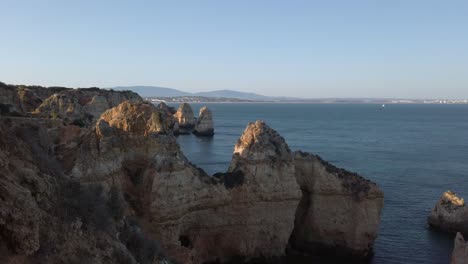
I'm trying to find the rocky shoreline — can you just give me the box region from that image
[0,83,383,264]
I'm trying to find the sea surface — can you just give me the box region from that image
[170,103,468,264]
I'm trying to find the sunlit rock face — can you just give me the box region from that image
[452,233,468,264]
[289,151,384,259]
[34,88,142,125]
[193,106,214,136]
[173,103,196,132]
[428,191,468,236]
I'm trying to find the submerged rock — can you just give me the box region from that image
[193,106,214,136]
[428,191,468,236]
[452,232,468,264]
[173,103,196,131]
[289,151,384,259]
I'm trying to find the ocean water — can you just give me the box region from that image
[171,103,468,264]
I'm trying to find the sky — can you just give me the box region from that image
[1,0,467,99]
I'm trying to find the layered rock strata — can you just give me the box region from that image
[428,191,468,236]
[173,103,196,133]
[452,233,468,264]
[193,106,214,136]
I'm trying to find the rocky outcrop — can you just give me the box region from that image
[158,102,179,135]
[428,191,468,236]
[35,88,142,126]
[193,106,214,136]
[289,151,384,259]
[0,82,66,115]
[72,114,302,263]
[452,232,468,264]
[173,103,196,132]
[0,90,384,264]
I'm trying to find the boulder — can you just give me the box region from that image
[452,232,468,264]
[193,106,214,136]
[173,103,196,131]
[428,191,468,236]
[289,151,384,259]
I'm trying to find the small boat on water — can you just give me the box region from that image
[382,104,385,108]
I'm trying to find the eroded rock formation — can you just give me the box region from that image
[0,84,384,264]
[428,191,468,236]
[173,103,196,132]
[193,106,214,136]
[452,232,468,264]
[290,151,384,258]
[35,88,142,125]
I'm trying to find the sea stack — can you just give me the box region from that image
[428,191,468,236]
[289,151,384,259]
[451,233,468,264]
[173,103,196,133]
[193,106,214,136]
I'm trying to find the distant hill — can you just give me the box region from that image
[111,86,191,97]
[193,90,272,100]
[110,86,287,101]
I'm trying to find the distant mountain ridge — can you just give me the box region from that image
[111,86,295,101]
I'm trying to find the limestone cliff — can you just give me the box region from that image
[452,233,468,264]
[0,116,166,264]
[0,95,384,264]
[35,88,142,125]
[173,103,196,132]
[290,151,384,259]
[193,106,214,136]
[72,113,302,263]
[428,191,468,236]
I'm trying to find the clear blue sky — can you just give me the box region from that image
[1,0,467,98]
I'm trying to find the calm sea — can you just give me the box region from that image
[171,103,468,264]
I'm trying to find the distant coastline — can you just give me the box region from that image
[146,96,468,104]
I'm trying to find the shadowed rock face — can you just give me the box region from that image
[173,103,196,130]
[290,151,384,259]
[452,233,468,264]
[193,106,214,136]
[0,82,66,114]
[428,191,468,236]
[158,102,179,134]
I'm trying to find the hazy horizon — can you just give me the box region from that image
[1,1,467,99]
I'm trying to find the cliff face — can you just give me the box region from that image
[428,191,468,236]
[452,233,468,264]
[72,116,303,263]
[0,117,161,264]
[290,151,384,258]
[193,106,214,136]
